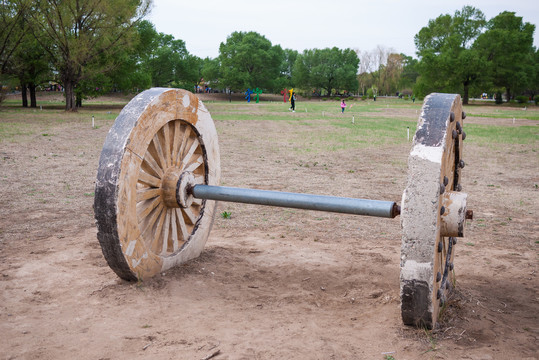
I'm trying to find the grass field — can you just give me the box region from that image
[2,96,537,148]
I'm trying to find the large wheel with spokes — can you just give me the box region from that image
[94,88,221,281]
[400,93,468,328]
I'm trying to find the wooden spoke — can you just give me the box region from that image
[136,188,161,202]
[175,208,189,245]
[184,154,204,173]
[141,151,163,179]
[182,207,197,225]
[176,125,192,166]
[152,132,167,170]
[180,138,199,170]
[138,170,161,188]
[162,122,172,168]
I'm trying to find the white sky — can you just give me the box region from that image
[147,0,539,59]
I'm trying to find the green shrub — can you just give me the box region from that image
[366,88,374,99]
[347,96,354,101]
[361,95,367,100]
[515,95,529,104]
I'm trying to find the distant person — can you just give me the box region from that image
[289,92,296,112]
[341,99,346,113]
[412,95,415,103]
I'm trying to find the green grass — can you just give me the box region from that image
[2,96,537,152]
[464,124,538,145]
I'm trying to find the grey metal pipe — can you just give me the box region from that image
[191,185,400,218]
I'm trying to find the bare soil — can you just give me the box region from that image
[0,94,537,359]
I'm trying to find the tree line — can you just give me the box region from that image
[1,2,537,111]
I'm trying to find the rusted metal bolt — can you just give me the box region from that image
[466,209,473,220]
[455,184,462,192]
[452,238,457,245]
[462,131,466,140]
[459,160,465,168]
[450,263,454,271]
[452,129,458,139]
[437,289,442,299]
[440,183,446,195]
[438,241,443,253]
[440,206,445,215]
[436,272,442,282]
[443,176,449,186]
[450,112,455,122]
[462,111,467,119]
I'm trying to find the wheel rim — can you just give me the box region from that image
[400,93,466,328]
[95,88,220,281]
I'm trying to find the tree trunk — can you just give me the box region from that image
[29,83,37,108]
[505,88,511,103]
[462,83,469,105]
[64,80,76,111]
[76,93,82,108]
[21,84,28,107]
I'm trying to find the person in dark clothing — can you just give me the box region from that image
[289,92,296,112]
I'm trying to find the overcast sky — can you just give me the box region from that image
[147,0,538,59]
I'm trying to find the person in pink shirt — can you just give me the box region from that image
[341,99,346,113]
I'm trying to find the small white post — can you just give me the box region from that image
[322,111,325,117]
[352,116,355,124]
[40,105,42,111]
[305,107,307,113]
[92,115,95,128]
[407,126,410,141]
[513,117,515,124]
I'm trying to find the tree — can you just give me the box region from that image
[474,11,536,101]
[25,0,150,111]
[414,6,486,104]
[219,31,283,92]
[1,3,50,107]
[398,55,419,91]
[0,0,26,74]
[293,47,359,96]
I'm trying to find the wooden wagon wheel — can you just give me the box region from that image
[400,93,468,329]
[94,88,221,281]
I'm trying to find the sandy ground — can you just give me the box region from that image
[0,94,538,359]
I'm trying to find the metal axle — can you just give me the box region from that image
[191,185,400,218]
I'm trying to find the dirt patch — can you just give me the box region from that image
[0,97,537,359]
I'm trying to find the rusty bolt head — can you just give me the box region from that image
[440,206,445,215]
[466,209,473,220]
[438,241,443,253]
[450,112,455,122]
[450,263,454,271]
[462,131,467,140]
[443,176,449,186]
[437,289,442,299]
[436,272,442,282]
[452,129,458,139]
[459,160,465,168]
[462,111,467,119]
[440,183,446,195]
[452,238,457,245]
[455,184,462,192]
